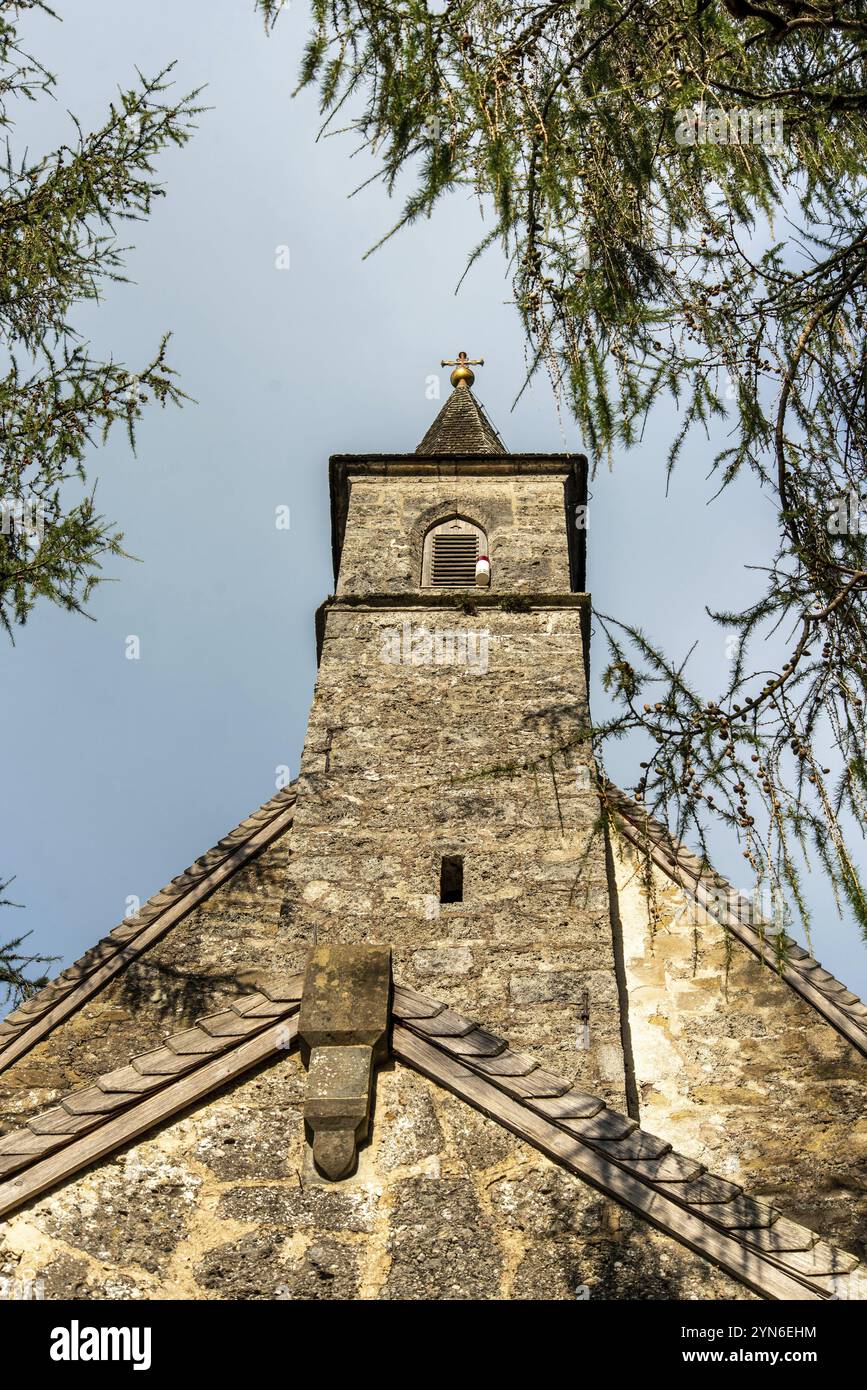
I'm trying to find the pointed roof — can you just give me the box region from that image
[416,382,507,455]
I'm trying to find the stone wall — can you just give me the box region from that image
[336,472,575,595]
[0,1055,754,1301]
[612,828,867,1259]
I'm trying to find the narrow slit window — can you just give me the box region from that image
[440,855,464,904]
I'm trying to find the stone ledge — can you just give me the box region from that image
[315,593,591,662]
[322,592,589,609]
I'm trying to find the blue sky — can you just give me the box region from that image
[2,0,864,1000]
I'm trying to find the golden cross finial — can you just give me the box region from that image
[441,350,484,388]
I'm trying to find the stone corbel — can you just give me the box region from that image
[298,944,391,1181]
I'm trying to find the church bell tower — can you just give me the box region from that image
[284,356,628,1104]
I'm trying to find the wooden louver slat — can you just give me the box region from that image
[431,532,479,587]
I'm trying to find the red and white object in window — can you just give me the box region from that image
[475,554,491,587]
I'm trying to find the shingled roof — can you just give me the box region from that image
[0,974,862,1299]
[415,382,507,455]
[0,977,302,1218]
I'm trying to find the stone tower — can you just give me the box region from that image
[284,360,627,1105]
[0,360,865,1302]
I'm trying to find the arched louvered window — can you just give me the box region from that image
[421,517,488,588]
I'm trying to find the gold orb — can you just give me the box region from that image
[450,364,475,388]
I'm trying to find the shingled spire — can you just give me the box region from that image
[416,350,507,454]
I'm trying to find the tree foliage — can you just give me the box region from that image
[261,0,867,941]
[0,874,57,1004]
[0,0,202,635]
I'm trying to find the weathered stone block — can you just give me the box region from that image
[305,1044,374,1180]
[412,947,474,976]
[299,944,391,1060]
[299,944,392,1180]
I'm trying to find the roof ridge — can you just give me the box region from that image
[392,985,865,1301]
[0,974,303,1216]
[602,781,867,1058]
[0,783,298,1073]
